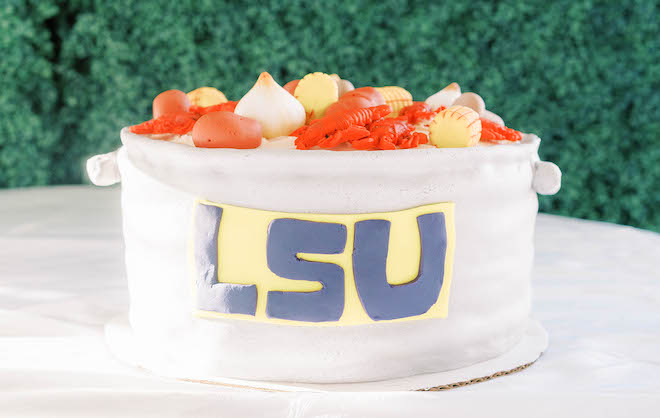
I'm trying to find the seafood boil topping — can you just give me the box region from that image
[130,112,198,135]
[187,87,228,107]
[425,82,461,110]
[429,106,482,148]
[190,101,238,115]
[234,72,306,139]
[325,87,386,116]
[192,111,262,149]
[129,73,524,150]
[130,103,237,135]
[399,102,444,125]
[375,86,413,116]
[152,89,191,118]
[293,105,392,150]
[453,92,486,115]
[480,118,523,142]
[291,104,430,150]
[294,72,339,120]
[283,80,300,96]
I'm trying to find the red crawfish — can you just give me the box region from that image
[189,101,238,115]
[365,118,414,150]
[480,118,522,142]
[353,119,429,150]
[399,102,444,125]
[318,125,371,148]
[293,105,392,149]
[129,112,199,135]
[130,101,241,136]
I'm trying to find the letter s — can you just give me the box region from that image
[266,219,347,322]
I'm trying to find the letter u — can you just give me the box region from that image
[352,213,447,320]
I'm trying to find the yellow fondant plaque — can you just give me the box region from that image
[191,201,455,326]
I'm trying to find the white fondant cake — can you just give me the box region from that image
[88,74,561,386]
[88,127,559,384]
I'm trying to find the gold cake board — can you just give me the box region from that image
[105,317,547,392]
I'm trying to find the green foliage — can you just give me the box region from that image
[0,0,59,186]
[2,0,659,230]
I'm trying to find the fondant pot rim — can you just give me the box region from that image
[120,127,541,169]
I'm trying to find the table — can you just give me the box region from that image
[1,186,659,417]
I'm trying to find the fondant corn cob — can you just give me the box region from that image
[375,86,413,116]
[429,105,482,148]
[294,72,339,119]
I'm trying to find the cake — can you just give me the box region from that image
[87,71,561,387]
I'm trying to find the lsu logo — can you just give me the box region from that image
[192,200,455,326]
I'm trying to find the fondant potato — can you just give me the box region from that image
[342,87,386,106]
[337,79,355,97]
[328,74,355,97]
[192,111,262,149]
[283,80,299,96]
[153,89,191,118]
[325,95,374,116]
[429,105,482,148]
[187,87,228,107]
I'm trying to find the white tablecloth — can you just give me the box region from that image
[1,186,659,417]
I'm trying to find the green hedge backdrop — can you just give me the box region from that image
[2,0,659,230]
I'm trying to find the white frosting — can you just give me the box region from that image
[105,316,548,390]
[98,128,560,383]
[259,136,437,151]
[259,136,297,149]
[170,134,194,146]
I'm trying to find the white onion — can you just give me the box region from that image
[235,72,306,139]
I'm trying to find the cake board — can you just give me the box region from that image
[105,316,547,392]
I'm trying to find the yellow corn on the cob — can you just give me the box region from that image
[429,105,482,148]
[375,86,413,116]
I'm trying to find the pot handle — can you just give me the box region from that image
[86,149,121,186]
[533,160,561,195]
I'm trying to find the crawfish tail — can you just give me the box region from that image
[412,132,428,145]
[333,105,392,128]
[480,118,522,142]
[338,125,370,141]
[298,105,392,148]
[350,137,377,150]
[371,104,393,120]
